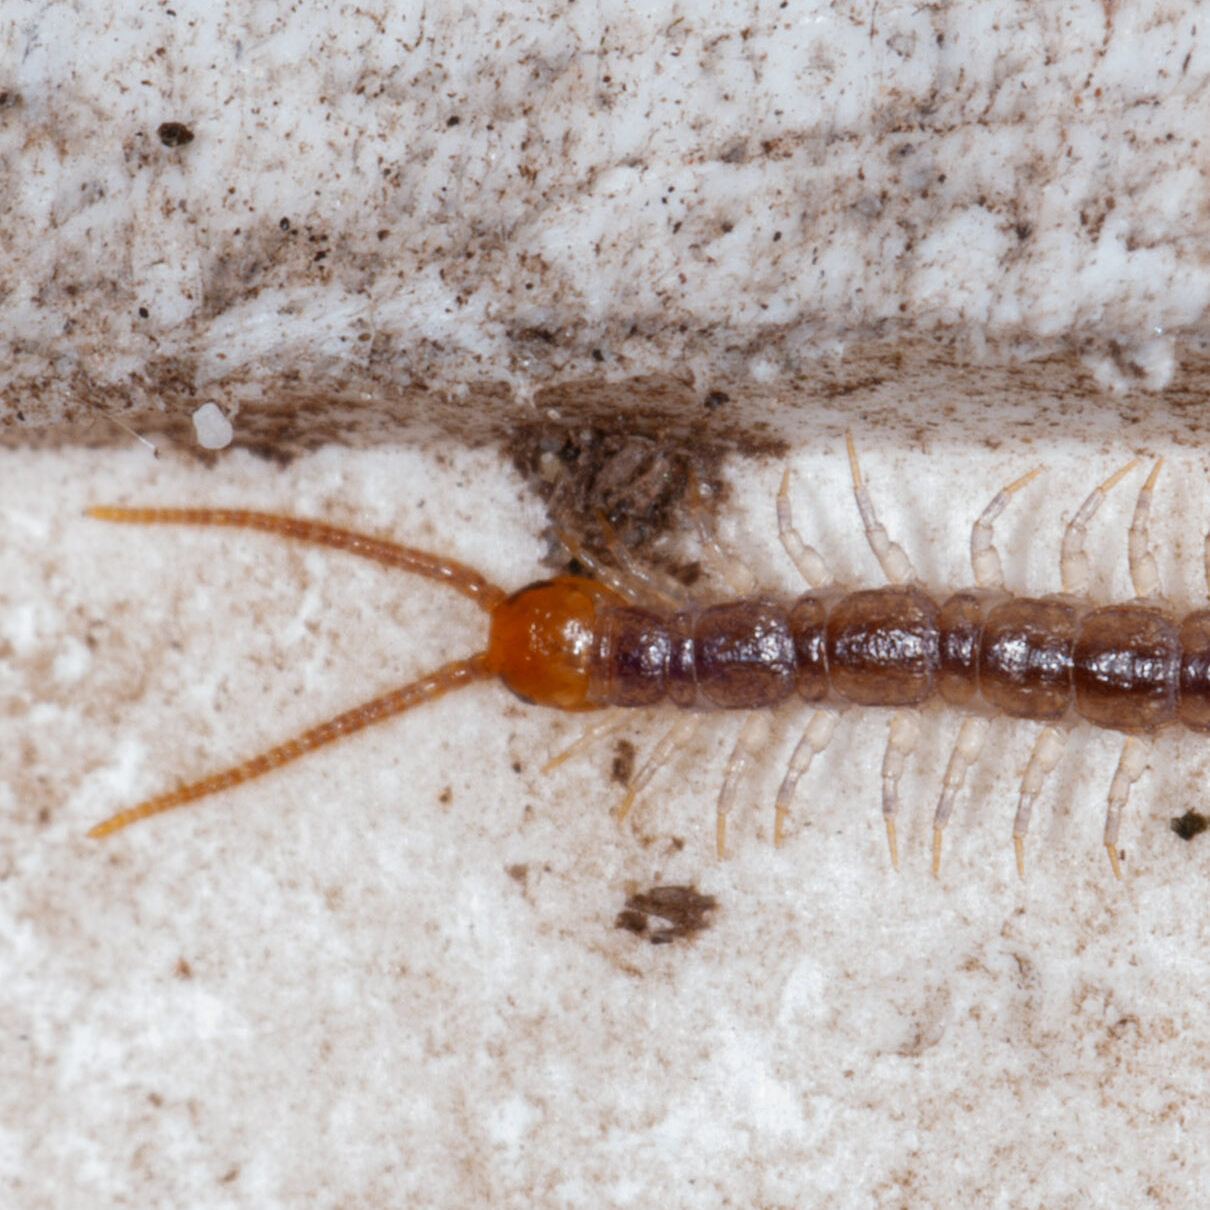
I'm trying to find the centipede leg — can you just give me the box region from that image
[686,469,757,596]
[969,466,1044,589]
[1012,724,1068,879]
[881,710,921,870]
[552,526,680,607]
[1127,459,1164,599]
[1103,735,1152,879]
[541,710,632,773]
[616,714,702,828]
[716,712,772,857]
[776,468,835,589]
[772,710,837,847]
[931,716,991,878]
[846,433,915,585]
[1060,458,1139,594]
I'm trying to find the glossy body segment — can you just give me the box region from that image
[824,587,939,707]
[935,591,987,707]
[979,598,1079,721]
[689,600,797,708]
[581,586,1201,734]
[1072,606,1180,732]
[1178,611,1210,733]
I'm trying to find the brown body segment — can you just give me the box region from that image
[935,592,986,707]
[592,598,801,710]
[978,598,1079,721]
[824,586,940,707]
[788,595,829,703]
[1179,611,1210,733]
[688,599,797,708]
[1073,606,1180,732]
[585,587,1208,736]
[591,604,674,707]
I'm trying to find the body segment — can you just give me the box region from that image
[567,585,1197,735]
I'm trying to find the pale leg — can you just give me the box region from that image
[772,710,838,846]
[845,433,915,585]
[553,526,680,607]
[1060,459,1139,594]
[776,467,835,589]
[686,468,758,595]
[970,466,1043,589]
[931,716,991,878]
[881,710,922,870]
[1127,459,1164,599]
[616,714,702,826]
[1103,735,1152,879]
[696,521,758,596]
[715,712,772,857]
[1011,724,1068,878]
[542,710,633,773]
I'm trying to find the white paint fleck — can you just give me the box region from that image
[192,402,233,450]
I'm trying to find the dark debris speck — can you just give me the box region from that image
[157,121,195,148]
[1171,810,1210,842]
[615,885,718,945]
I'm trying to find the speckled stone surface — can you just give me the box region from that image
[3,1,1210,445]
[6,3,1210,1208]
[7,438,1210,1208]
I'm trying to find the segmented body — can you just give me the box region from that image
[560,583,1207,732]
[84,441,1183,880]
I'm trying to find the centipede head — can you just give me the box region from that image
[486,575,623,711]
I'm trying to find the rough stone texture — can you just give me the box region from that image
[3,1,1210,452]
[6,2,1210,1208]
[7,439,1210,1209]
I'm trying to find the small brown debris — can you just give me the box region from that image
[157,121,195,147]
[1171,810,1209,842]
[610,739,636,786]
[614,884,717,945]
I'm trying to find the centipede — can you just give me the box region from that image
[84,438,1204,880]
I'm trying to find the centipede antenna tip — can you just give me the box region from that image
[931,828,944,880]
[716,812,727,860]
[1013,834,1026,881]
[1143,457,1164,490]
[87,656,493,838]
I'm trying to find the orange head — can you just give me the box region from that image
[486,576,623,710]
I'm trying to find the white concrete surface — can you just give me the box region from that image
[5,0,1210,1206]
[4,437,1210,1207]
